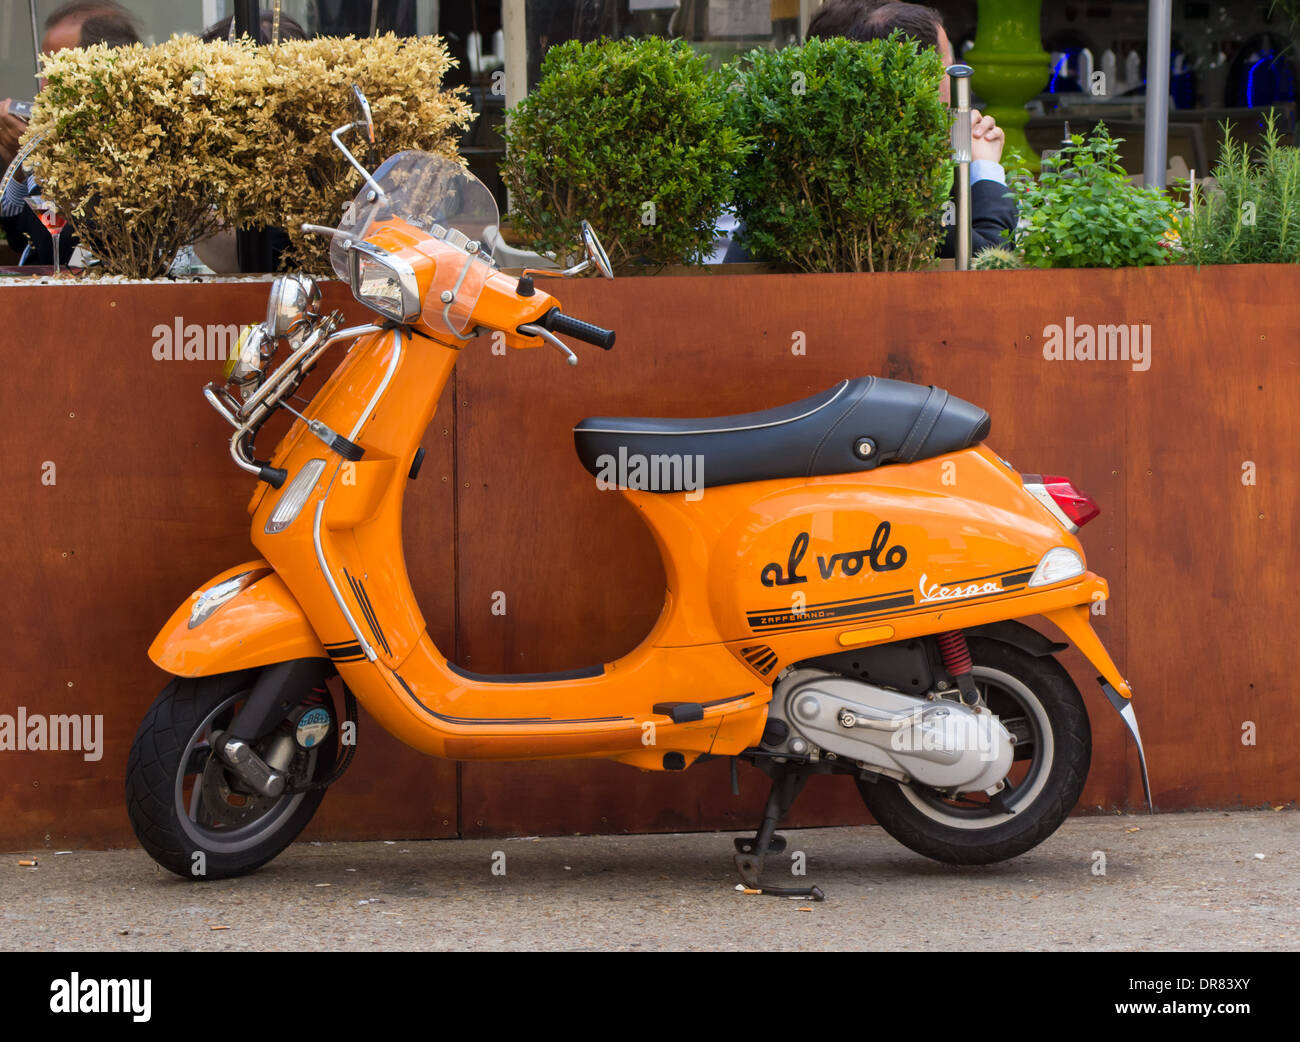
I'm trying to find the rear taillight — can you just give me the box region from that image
[1022,475,1100,532]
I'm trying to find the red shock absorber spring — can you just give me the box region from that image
[935,630,973,677]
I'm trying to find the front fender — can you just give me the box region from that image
[149,560,326,677]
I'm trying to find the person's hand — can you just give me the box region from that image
[0,99,28,168]
[970,108,1005,164]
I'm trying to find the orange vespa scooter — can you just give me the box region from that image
[127,91,1150,892]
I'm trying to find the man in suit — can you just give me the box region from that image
[722,0,1016,262]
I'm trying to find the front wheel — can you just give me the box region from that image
[126,669,338,880]
[857,637,1091,865]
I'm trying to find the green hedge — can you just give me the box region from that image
[727,33,950,272]
[502,36,747,269]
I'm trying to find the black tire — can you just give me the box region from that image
[857,637,1090,865]
[126,669,337,881]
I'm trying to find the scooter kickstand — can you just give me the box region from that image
[732,768,826,901]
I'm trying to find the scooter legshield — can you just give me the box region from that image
[149,560,326,677]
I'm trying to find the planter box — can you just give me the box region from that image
[0,265,1293,847]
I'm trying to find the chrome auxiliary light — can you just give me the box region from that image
[266,273,322,337]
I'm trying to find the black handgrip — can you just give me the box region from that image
[540,307,616,350]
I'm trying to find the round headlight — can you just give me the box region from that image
[266,273,321,337]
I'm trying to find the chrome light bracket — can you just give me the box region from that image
[201,316,385,480]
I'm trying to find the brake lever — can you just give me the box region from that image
[517,323,578,366]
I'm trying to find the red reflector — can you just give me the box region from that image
[1041,475,1100,527]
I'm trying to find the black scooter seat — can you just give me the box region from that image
[572,377,990,492]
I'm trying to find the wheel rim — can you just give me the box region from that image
[173,691,318,855]
[896,665,1055,831]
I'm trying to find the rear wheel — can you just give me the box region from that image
[857,638,1090,865]
[126,669,337,880]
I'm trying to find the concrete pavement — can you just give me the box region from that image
[1,809,1295,951]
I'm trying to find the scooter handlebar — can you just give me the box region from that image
[540,307,616,350]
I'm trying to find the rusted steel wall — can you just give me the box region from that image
[0,266,1291,848]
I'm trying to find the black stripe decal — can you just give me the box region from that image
[344,569,391,656]
[747,587,913,618]
[326,642,364,660]
[744,565,1038,634]
[354,580,390,655]
[751,586,1033,636]
[351,577,389,656]
[748,593,916,632]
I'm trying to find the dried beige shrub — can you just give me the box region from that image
[25,33,470,278]
[27,36,266,277]
[247,34,472,271]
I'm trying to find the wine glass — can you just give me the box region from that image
[26,194,68,277]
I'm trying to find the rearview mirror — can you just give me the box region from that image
[581,220,614,279]
[351,85,375,144]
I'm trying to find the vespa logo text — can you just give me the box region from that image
[761,523,907,587]
[0,707,103,761]
[1042,317,1151,372]
[152,317,240,361]
[917,573,1001,605]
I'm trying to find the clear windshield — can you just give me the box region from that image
[330,152,500,336]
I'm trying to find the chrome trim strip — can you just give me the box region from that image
[305,328,403,662]
[313,499,376,662]
[573,380,850,436]
[348,329,402,441]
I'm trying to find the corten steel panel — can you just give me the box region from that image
[1123,265,1299,811]
[0,283,457,849]
[453,268,1136,836]
[0,267,1292,849]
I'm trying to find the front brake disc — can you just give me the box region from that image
[200,754,274,826]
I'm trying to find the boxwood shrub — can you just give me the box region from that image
[501,36,748,269]
[727,33,950,272]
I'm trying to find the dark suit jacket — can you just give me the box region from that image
[723,175,1018,263]
[940,177,1018,258]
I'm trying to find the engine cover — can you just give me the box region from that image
[774,669,1013,792]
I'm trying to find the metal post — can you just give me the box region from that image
[1143,0,1172,188]
[948,64,973,271]
[502,0,527,214]
[233,0,260,38]
[28,0,41,75]
[234,1,269,272]
[798,0,817,41]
